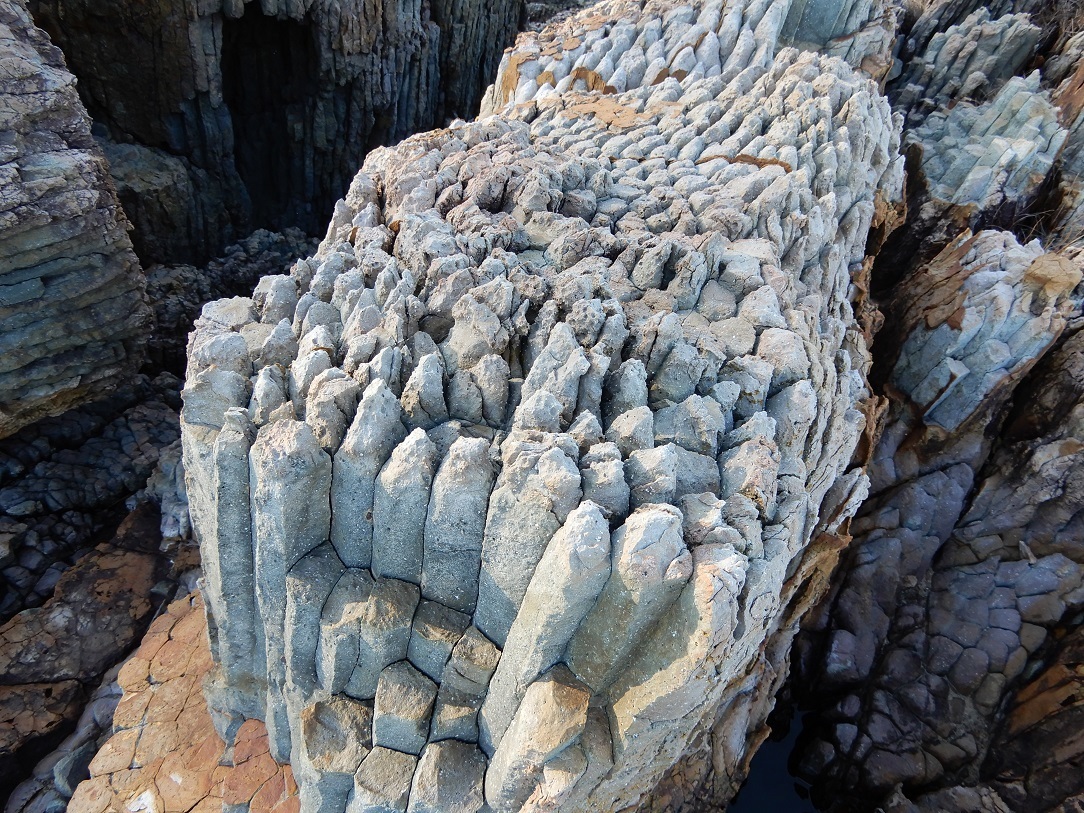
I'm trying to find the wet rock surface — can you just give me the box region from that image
[0,375,180,621]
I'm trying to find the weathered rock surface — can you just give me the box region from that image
[145,229,318,372]
[180,0,907,809]
[0,502,167,803]
[5,662,122,813]
[795,229,1083,805]
[66,592,301,813]
[0,374,180,621]
[27,0,523,264]
[0,0,150,439]
[787,0,1084,807]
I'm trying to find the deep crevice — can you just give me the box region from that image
[221,8,321,233]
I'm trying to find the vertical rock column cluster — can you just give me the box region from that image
[181,0,904,810]
[27,0,523,264]
[0,0,150,440]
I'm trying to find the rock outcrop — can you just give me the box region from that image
[67,592,302,813]
[0,0,151,440]
[27,0,524,264]
[788,0,1084,807]
[0,374,180,620]
[178,0,906,810]
[0,503,167,803]
[795,230,1082,804]
[145,229,318,372]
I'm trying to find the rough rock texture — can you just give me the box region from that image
[794,230,1082,805]
[784,0,1084,807]
[5,662,123,813]
[26,0,523,264]
[180,0,908,809]
[145,229,318,373]
[66,593,302,813]
[0,502,168,803]
[0,0,150,439]
[0,374,180,620]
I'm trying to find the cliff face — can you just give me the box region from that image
[177,0,905,810]
[27,0,523,265]
[0,0,150,441]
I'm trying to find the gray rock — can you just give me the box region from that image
[331,381,407,568]
[484,665,591,812]
[408,600,471,682]
[347,747,418,813]
[407,740,487,813]
[478,502,611,754]
[373,661,438,755]
[422,437,494,613]
[372,429,439,584]
[566,504,691,692]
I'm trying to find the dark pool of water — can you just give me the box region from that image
[729,717,818,813]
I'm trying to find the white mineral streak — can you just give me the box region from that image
[181,0,905,809]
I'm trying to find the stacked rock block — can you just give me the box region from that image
[182,0,905,810]
[0,0,150,439]
[795,231,1083,801]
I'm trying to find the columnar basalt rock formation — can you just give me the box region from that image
[0,0,150,440]
[179,0,906,810]
[786,0,1084,807]
[26,0,523,264]
[795,230,1083,803]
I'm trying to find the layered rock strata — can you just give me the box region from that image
[181,0,905,810]
[0,0,150,439]
[27,0,523,264]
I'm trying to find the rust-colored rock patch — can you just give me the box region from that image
[68,593,299,813]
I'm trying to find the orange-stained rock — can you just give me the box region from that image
[68,593,299,813]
